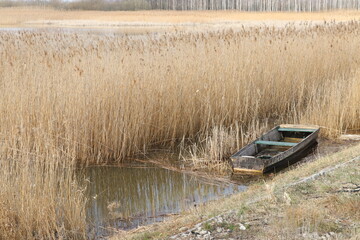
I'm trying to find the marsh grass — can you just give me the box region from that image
[1,21,360,238]
[3,22,360,163]
[185,121,269,172]
[0,149,87,239]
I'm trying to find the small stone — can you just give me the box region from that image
[329,232,335,236]
[179,227,188,232]
[304,232,319,239]
[216,217,223,223]
[217,232,228,238]
[204,233,212,239]
[238,223,246,231]
[216,227,223,233]
[199,230,208,235]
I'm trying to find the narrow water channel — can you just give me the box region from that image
[82,164,246,237]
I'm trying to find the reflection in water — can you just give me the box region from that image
[82,165,245,237]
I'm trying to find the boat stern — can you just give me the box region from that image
[231,156,265,174]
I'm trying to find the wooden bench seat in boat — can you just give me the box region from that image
[255,140,297,147]
[278,127,317,133]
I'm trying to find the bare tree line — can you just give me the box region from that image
[1,0,360,11]
[147,0,360,11]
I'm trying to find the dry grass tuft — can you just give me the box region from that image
[271,194,360,238]
[186,125,241,172]
[326,195,360,221]
[186,121,269,171]
[284,203,327,233]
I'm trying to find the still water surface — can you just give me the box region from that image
[82,163,245,237]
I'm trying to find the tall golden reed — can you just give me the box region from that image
[2,22,359,162]
[0,21,360,238]
[0,152,87,239]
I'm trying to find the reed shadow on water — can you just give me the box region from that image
[80,163,246,238]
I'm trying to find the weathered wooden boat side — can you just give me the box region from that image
[231,126,283,173]
[263,127,319,172]
[231,124,320,174]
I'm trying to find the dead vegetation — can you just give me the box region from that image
[0,151,87,239]
[1,19,360,238]
[2,21,360,163]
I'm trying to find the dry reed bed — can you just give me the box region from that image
[0,153,87,239]
[1,21,360,238]
[2,22,359,162]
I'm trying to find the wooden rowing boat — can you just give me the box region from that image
[230,124,320,174]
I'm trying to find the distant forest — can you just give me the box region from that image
[1,0,359,11]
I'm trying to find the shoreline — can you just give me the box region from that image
[112,139,360,239]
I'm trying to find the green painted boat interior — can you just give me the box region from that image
[253,127,318,159]
[278,127,317,133]
[255,140,297,147]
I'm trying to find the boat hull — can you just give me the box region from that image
[263,139,318,173]
[231,124,320,174]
